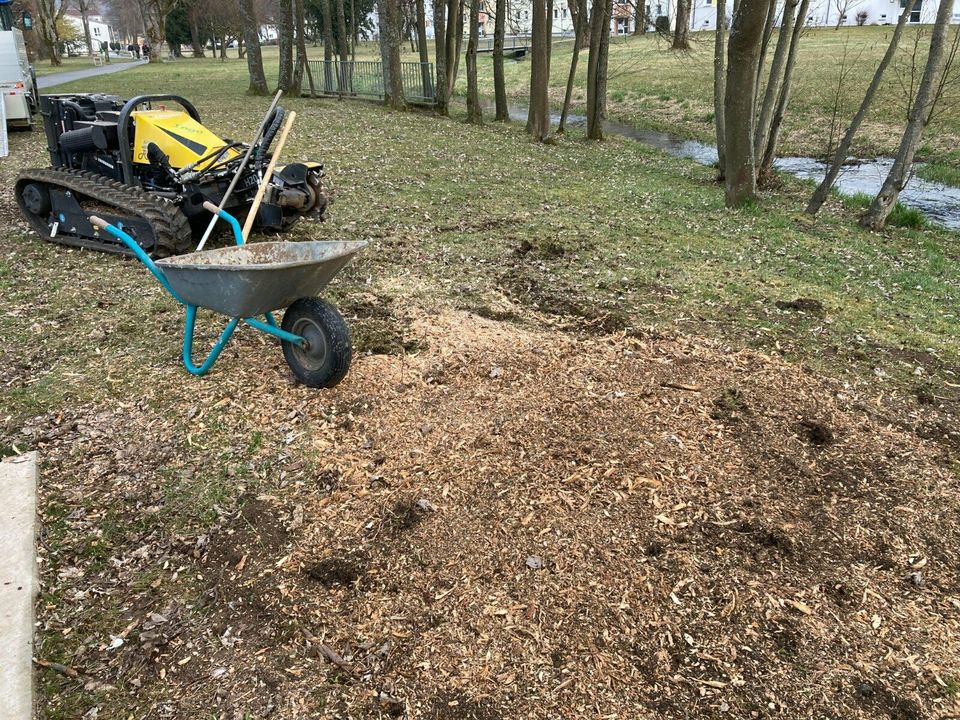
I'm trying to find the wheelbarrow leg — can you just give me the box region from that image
[182,304,241,376]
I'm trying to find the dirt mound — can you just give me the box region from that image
[18,310,960,719]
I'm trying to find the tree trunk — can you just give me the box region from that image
[322,0,336,93]
[445,0,464,97]
[807,0,916,215]
[416,0,433,101]
[723,0,768,207]
[292,0,307,92]
[278,0,296,91]
[189,9,206,57]
[673,0,690,49]
[754,0,798,161]
[467,0,482,123]
[559,0,587,131]
[433,0,449,114]
[586,0,611,140]
[757,0,809,182]
[634,1,644,35]
[381,0,407,109]
[36,0,63,66]
[713,0,727,179]
[79,0,94,56]
[335,0,350,89]
[752,0,777,104]
[861,0,952,230]
[493,0,509,120]
[527,0,550,139]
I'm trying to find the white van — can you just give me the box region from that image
[0,28,38,129]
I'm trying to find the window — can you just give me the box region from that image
[554,8,558,17]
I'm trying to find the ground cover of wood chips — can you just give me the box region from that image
[16,307,960,719]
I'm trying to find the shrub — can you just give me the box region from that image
[856,10,868,25]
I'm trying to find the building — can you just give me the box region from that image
[62,10,114,52]
[676,0,960,32]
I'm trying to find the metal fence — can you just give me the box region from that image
[305,59,435,105]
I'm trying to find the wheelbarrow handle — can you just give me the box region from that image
[89,215,183,302]
[201,202,246,247]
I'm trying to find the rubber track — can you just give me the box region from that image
[15,167,193,257]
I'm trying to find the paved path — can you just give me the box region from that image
[0,453,38,720]
[38,59,148,89]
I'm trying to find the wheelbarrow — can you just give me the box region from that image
[89,203,366,388]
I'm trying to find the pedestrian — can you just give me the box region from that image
[142,43,150,59]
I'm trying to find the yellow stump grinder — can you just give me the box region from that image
[15,93,327,256]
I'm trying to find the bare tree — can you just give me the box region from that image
[806,0,916,214]
[141,0,178,61]
[467,0,482,122]
[757,0,809,182]
[445,0,464,97]
[292,0,308,94]
[77,0,94,56]
[186,0,206,58]
[240,0,270,94]
[380,0,407,109]
[321,0,336,92]
[862,0,953,230]
[433,0,449,114]
[526,0,550,140]
[713,0,727,178]
[416,0,433,101]
[673,0,690,49]
[277,0,296,91]
[559,0,588,132]
[493,0,509,120]
[723,0,769,206]
[335,0,350,90]
[586,0,611,139]
[754,0,798,161]
[832,0,865,28]
[35,0,69,66]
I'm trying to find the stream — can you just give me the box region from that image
[498,103,960,230]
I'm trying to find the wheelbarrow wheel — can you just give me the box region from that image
[281,297,352,388]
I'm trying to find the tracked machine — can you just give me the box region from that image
[15,93,327,256]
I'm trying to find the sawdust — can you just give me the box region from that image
[19,308,960,718]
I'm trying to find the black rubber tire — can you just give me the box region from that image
[281,297,352,388]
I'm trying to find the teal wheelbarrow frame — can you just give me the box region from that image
[90,203,366,388]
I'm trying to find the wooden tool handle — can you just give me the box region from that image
[241,110,297,242]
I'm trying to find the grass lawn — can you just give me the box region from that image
[2,56,959,719]
[183,28,960,162]
[449,27,958,163]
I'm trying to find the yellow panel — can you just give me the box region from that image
[131,110,239,169]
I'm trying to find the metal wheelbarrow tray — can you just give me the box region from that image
[156,241,367,318]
